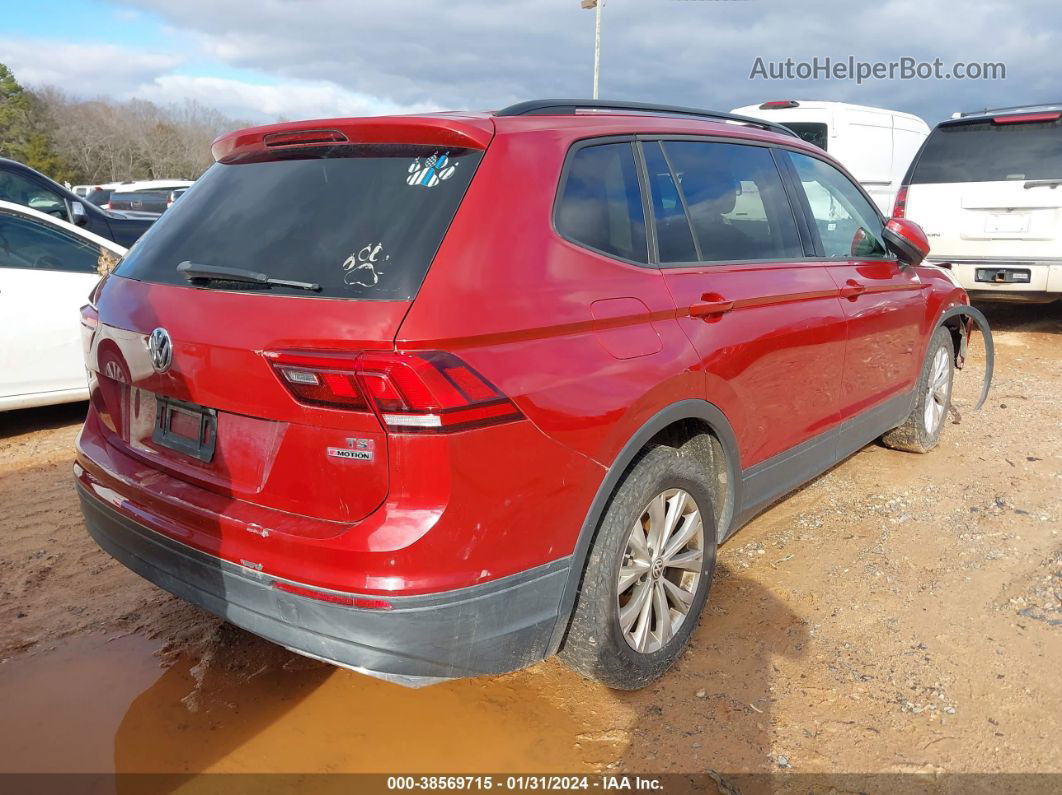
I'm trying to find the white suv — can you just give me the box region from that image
[897,104,1062,303]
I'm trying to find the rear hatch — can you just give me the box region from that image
[905,113,1062,259]
[88,120,490,524]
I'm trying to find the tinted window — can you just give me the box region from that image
[109,191,168,212]
[784,122,828,151]
[663,141,802,262]
[789,152,887,258]
[643,142,697,264]
[0,170,67,221]
[556,143,648,264]
[116,144,483,300]
[0,212,104,273]
[87,189,112,206]
[911,118,1062,183]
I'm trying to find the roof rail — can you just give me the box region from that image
[954,102,1062,119]
[495,99,798,138]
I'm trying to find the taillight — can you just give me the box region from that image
[80,303,99,361]
[265,350,524,433]
[892,185,908,219]
[80,303,99,330]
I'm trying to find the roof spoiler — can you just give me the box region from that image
[211,116,495,162]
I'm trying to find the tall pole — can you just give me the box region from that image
[592,0,602,99]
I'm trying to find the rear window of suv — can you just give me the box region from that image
[115,144,482,300]
[782,122,828,151]
[910,118,1062,183]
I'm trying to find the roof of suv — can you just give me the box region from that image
[945,102,1062,125]
[211,99,823,163]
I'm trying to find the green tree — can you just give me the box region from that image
[0,63,74,181]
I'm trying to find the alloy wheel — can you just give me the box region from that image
[923,346,951,434]
[617,488,704,654]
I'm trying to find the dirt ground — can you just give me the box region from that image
[0,302,1059,779]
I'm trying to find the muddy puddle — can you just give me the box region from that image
[0,628,620,776]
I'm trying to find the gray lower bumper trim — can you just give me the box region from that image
[78,486,568,684]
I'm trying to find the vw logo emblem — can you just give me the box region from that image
[147,327,173,374]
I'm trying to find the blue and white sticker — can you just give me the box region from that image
[407,151,457,187]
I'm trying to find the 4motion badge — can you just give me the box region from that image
[327,438,375,462]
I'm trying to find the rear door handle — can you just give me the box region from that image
[839,280,866,299]
[689,295,734,318]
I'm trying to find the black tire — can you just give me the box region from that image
[559,445,717,689]
[881,326,955,454]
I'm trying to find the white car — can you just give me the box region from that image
[0,200,126,411]
[731,100,930,214]
[898,103,1062,302]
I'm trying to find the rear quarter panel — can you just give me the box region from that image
[396,128,704,556]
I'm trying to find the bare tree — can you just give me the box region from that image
[34,87,247,183]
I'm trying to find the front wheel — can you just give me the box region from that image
[882,326,955,454]
[559,445,716,689]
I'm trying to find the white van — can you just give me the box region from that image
[731,100,930,214]
[898,104,1062,302]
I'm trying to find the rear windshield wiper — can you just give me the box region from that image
[177,261,321,292]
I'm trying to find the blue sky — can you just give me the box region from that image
[2,0,1059,125]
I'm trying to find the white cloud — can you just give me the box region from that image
[112,0,1062,123]
[134,75,440,121]
[2,35,440,123]
[5,0,1062,126]
[0,37,182,97]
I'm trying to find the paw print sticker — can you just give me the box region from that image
[407,151,457,187]
[342,242,389,287]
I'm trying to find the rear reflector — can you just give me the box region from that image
[272,581,392,609]
[263,129,349,147]
[265,350,524,433]
[992,112,1062,125]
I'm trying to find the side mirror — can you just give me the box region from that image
[882,217,929,268]
[71,201,88,227]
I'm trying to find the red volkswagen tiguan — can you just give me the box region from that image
[76,100,984,688]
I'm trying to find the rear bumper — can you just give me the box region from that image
[78,483,569,686]
[933,259,1062,301]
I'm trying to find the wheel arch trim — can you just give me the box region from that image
[545,398,741,655]
[935,304,994,410]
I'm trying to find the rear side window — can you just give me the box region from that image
[555,142,648,264]
[663,141,802,262]
[115,144,483,300]
[911,118,1062,183]
[643,142,697,264]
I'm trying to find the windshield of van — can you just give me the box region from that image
[115,144,482,300]
[783,122,828,151]
[909,118,1062,183]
